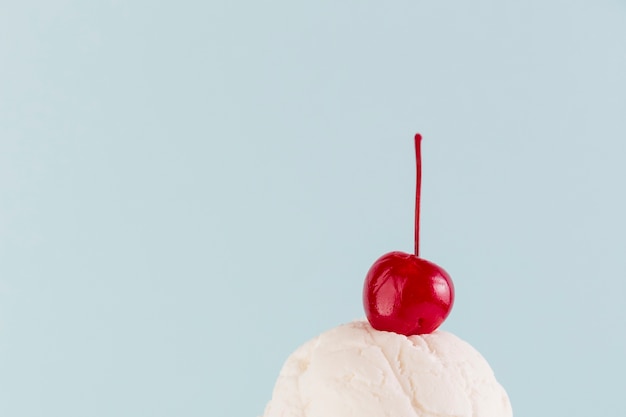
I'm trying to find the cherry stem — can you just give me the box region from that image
[414,133,422,257]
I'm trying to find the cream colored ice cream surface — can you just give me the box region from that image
[262,321,512,417]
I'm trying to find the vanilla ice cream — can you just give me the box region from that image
[262,321,512,417]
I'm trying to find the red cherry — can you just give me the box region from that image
[363,134,455,335]
[363,251,454,335]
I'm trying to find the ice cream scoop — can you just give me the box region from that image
[262,321,512,417]
[262,135,513,416]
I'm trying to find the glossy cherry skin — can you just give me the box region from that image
[363,251,454,335]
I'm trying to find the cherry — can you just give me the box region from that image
[363,134,454,336]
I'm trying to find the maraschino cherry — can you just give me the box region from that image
[363,134,454,336]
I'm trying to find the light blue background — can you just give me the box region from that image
[1,1,625,416]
